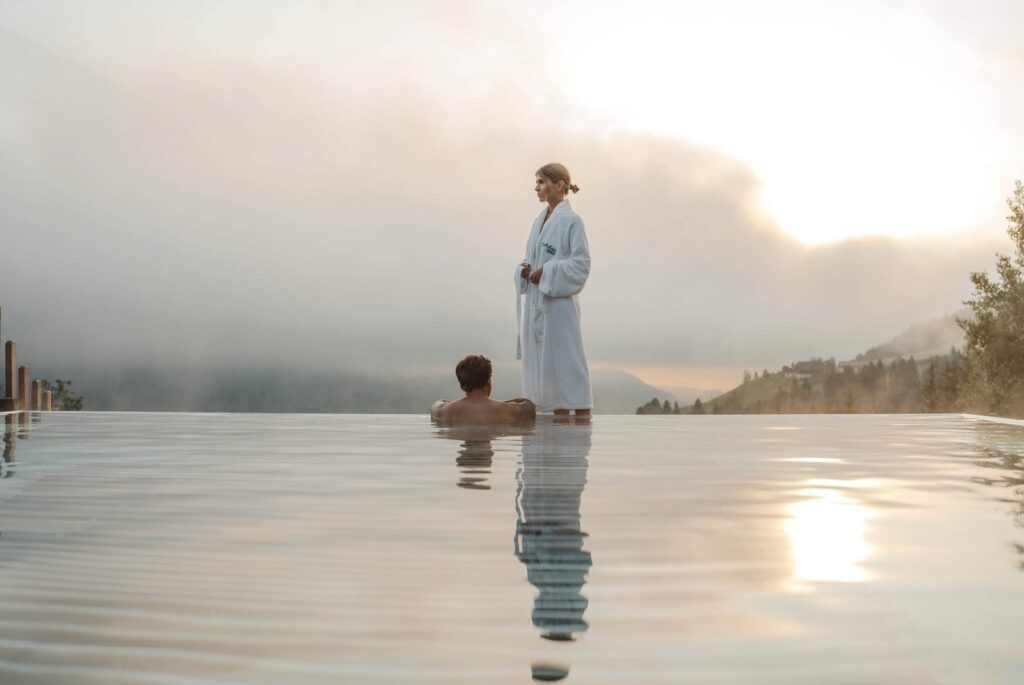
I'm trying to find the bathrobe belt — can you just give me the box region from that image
[515,264,524,360]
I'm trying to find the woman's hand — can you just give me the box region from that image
[520,262,531,280]
[528,265,544,284]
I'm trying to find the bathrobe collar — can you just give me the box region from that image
[540,199,571,224]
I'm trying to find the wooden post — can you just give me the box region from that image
[3,341,13,400]
[17,366,28,412]
[31,380,42,411]
[44,390,53,411]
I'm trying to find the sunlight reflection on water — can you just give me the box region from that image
[1,412,1023,683]
[785,486,876,584]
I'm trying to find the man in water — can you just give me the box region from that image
[432,355,536,426]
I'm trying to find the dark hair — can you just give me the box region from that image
[456,355,492,392]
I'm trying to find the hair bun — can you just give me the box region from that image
[569,183,580,194]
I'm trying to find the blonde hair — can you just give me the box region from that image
[536,162,580,194]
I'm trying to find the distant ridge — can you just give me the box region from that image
[669,311,967,415]
[32,364,675,415]
[854,311,967,362]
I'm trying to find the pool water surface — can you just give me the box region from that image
[1,412,1023,683]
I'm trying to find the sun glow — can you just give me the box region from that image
[549,2,1009,244]
[784,486,876,583]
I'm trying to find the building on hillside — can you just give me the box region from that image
[782,360,827,379]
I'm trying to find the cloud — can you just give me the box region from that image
[0,28,1006,382]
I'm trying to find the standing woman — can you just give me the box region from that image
[516,163,593,418]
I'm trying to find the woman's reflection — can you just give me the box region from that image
[514,420,593,642]
[435,418,593,681]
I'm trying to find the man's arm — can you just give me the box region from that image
[431,400,450,421]
[503,398,536,421]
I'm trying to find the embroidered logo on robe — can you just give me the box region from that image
[542,242,556,255]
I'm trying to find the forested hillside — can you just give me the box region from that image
[639,181,1024,418]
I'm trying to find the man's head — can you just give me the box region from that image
[456,355,492,394]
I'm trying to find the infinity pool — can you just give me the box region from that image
[1,412,1023,683]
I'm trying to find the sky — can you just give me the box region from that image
[1,1,1022,391]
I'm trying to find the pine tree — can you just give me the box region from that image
[922,361,940,412]
[941,351,965,411]
[636,397,663,415]
[823,371,839,413]
[959,181,1024,416]
[904,357,922,412]
[39,379,84,411]
[842,389,856,413]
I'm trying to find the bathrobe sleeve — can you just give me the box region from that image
[538,217,591,298]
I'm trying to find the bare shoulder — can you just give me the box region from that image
[502,398,536,420]
[431,399,451,420]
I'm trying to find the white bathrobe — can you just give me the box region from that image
[515,200,593,411]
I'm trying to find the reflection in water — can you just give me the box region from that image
[5,414,1024,681]
[436,426,533,491]
[971,427,1024,529]
[2,414,15,479]
[456,439,494,490]
[437,421,586,680]
[971,422,1024,569]
[515,421,592,642]
[785,484,875,583]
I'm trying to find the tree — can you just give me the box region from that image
[743,370,752,384]
[886,357,921,412]
[691,398,705,415]
[959,181,1024,416]
[921,361,940,412]
[40,378,84,411]
[842,389,856,413]
[636,397,656,415]
[797,379,813,412]
[772,387,787,413]
[941,349,966,411]
[636,397,678,415]
[823,371,840,412]
[859,360,884,411]
[905,357,922,411]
